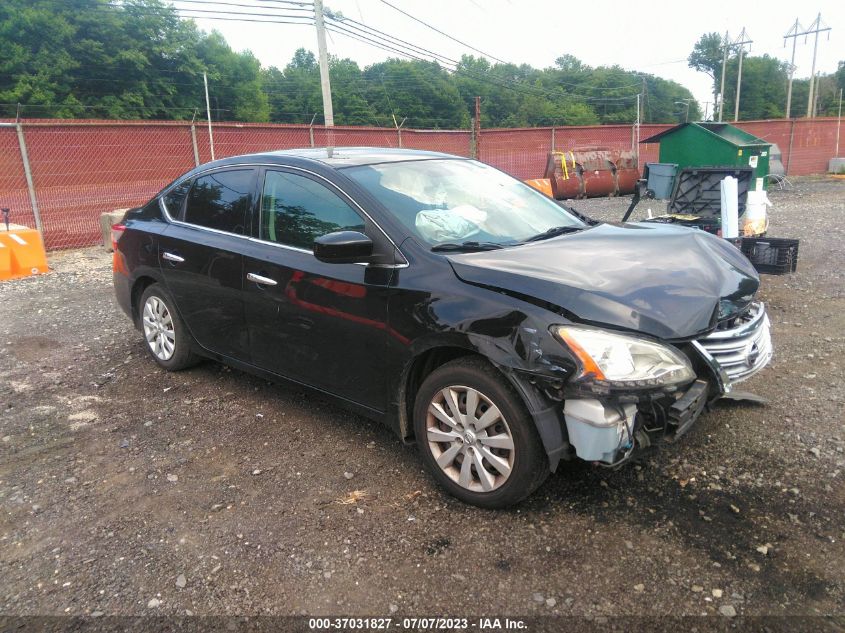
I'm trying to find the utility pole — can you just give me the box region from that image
[392,115,407,148]
[635,92,641,164]
[835,88,842,157]
[718,31,729,122]
[203,71,215,161]
[783,19,804,119]
[314,0,334,147]
[675,99,691,122]
[472,96,481,159]
[733,28,752,122]
[804,13,831,118]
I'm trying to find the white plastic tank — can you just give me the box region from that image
[564,399,637,463]
[744,189,771,236]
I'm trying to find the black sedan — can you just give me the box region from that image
[113,147,772,508]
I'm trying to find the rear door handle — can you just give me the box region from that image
[162,252,185,263]
[247,272,277,286]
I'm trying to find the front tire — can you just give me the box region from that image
[139,284,199,371]
[413,357,548,508]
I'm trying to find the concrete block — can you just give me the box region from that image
[830,158,845,174]
[100,209,129,251]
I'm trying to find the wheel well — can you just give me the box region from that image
[400,346,477,439]
[130,276,158,325]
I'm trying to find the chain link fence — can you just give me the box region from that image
[0,118,840,250]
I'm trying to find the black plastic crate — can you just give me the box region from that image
[740,237,799,274]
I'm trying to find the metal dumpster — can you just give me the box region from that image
[641,123,771,190]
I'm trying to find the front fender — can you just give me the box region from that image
[393,311,579,471]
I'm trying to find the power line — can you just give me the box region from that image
[326,14,460,67]
[164,3,312,19]
[169,0,313,12]
[103,4,314,24]
[326,12,640,93]
[1,102,212,112]
[253,0,315,6]
[100,1,641,102]
[377,0,509,65]
[325,24,639,104]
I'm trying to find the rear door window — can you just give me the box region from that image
[260,170,365,250]
[163,179,192,218]
[184,169,255,234]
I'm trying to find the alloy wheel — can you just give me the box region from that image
[425,385,515,493]
[142,296,176,361]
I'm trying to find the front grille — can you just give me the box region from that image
[695,302,773,385]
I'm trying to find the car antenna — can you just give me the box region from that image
[2,207,9,232]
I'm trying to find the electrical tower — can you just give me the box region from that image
[803,13,831,118]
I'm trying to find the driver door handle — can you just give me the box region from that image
[162,252,185,263]
[247,272,277,286]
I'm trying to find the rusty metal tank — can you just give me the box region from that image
[544,148,639,199]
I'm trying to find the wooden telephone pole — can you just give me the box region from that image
[314,0,334,147]
[718,31,729,122]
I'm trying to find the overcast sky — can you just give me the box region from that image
[184,0,844,118]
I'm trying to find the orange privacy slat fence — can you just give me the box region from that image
[0,118,839,250]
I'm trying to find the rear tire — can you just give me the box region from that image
[139,284,200,371]
[413,357,548,508]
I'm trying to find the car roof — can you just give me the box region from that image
[208,146,464,169]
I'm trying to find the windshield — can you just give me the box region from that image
[343,159,585,247]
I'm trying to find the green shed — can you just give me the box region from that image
[642,122,771,190]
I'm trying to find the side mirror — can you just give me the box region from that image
[313,231,374,264]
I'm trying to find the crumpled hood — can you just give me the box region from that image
[446,222,760,340]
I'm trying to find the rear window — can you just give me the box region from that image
[163,180,191,217]
[184,169,255,234]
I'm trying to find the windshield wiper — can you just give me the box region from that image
[431,241,505,252]
[520,225,584,243]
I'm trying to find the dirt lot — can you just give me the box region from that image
[1,176,844,623]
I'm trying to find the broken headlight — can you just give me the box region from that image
[552,325,695,388]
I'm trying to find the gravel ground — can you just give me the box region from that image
[1,176,844,622]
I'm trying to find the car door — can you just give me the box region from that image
[158,167,257,362]
[242,167,394,412]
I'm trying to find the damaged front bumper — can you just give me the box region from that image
[560,302,772,467]
[562,378,710,467]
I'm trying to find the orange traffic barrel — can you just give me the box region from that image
[524,178,554,197]
[0,225,49,281]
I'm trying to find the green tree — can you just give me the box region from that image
[197,31,268,122]
[453,56,522,127]
[0,0,269,120]
[263,49,322,124]
[721,54,787,120]
[329,58,381,126]
[364,59,468,129]
[688,33,725,107]
[809,72,843,117]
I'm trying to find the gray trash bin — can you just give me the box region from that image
[645,163,678,199]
